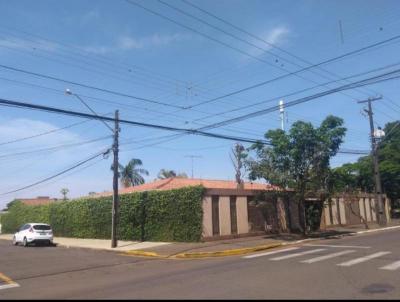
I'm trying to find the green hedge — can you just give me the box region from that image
[1,186,205,242]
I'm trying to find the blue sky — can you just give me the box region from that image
[0,0,399,208]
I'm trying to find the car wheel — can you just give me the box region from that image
[23,237,28,247]
[12,236,18,246]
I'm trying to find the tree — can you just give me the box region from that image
[111,158,149,188]
[157,169,187,179]
[246,115,346,233]
[378,121,400,204]
[3,199,19,211]
[230,143,247,185]
[60,188,69,201]
[330,156,374,193]
[330,120,400,208]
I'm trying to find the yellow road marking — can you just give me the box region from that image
[0,272,20,290]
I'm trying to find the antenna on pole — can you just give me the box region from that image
[279,99,285,131]
[184,155,202,178]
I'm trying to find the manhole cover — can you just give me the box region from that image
[361,283,395,294]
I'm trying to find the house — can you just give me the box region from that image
[95,178,294,240]
[16,196,59,206]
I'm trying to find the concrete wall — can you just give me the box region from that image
[324,201,331,226]
[218,196,231,236]
[338,197,346,225]
[202,196,213,238]
[322,194,390,227]
[236,196,249,234]
[331,198,339,225]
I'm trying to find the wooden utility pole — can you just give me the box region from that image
[357,96,387,226]
[111,110,120,248]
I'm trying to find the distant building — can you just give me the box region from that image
[16,196,58,206]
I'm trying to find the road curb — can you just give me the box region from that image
[122,250,163,258]
[172,243,283,259]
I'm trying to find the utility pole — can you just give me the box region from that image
[185,155,202,178]
[65,89,121,246]
[111,110,120,248]
[357,96,387,226]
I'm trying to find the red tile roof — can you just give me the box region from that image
[94,178,281,197]
[18,197,58,206]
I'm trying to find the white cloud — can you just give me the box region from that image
[82,32,191,54]
[244,25,290,59]
[262,26,290,45]
[0,37,58,53]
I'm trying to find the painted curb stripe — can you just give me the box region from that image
[243,247,300,259]
[380,260,400,271]
[270,249,326,261]
[0,283,20,290]
[305,244,371,249]
[301,250,356,264]
[337,251,391,266]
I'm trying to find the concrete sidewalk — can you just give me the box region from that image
[0,234,171,252]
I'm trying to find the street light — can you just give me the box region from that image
[65,89,113,133]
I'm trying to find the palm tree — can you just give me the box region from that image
[111,159,149,188]
[157,169,177,179]
[157,169,188,179]
[60,188,69,201]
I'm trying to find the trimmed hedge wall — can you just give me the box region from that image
[1,186,205,242]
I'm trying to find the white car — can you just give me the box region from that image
[13,223,53,247]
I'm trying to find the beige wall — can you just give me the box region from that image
[219,196,231,236]
[370,198,377,221]
[324,202,331,226]
[359,198,366,221]
[236,196,249,234]
[365,198,371,222]
[331,198,339,225]
[338,198,346,225]
[202,196,213,238]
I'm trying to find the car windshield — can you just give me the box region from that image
[33,225,51,230]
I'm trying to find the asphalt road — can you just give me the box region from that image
[1,229,400,299]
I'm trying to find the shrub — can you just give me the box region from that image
[1,186,205,242]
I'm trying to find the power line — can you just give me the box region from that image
[125,0,400,110]
[0,97,273,145]
[0,75,189,120]
[0,95,373,156]
[0,64,186,109]
[186,34,400,109]
[179,0,396,112]
[192,61,400,123]
[0,149,109,195]
[0,119,89,146]
[0,25,190,92]
[199,68,400,130]
[0,135,112,160]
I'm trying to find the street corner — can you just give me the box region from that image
[0,272,20,291]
